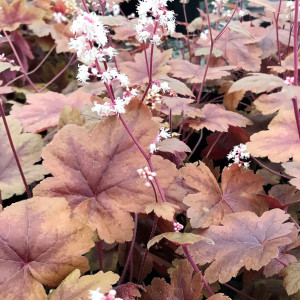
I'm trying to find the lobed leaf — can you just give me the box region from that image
[0,197,94,299]
[34,100,184,243]
[181,163,267,228]
[147,232,213,249]
[0,116,47,199]
[186,209,297,283]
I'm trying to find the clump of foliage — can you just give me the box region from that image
[0,0,300,299]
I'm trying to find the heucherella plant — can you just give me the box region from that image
[69,11,138,116]
[227,143,251,169]
[2,0,300,298]
[135,0,176,44]
[89,288,122,300]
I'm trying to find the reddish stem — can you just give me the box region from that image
[119,213,138,285]
[251,156,292,180]
[182,246,214,296]
[96,240,103,271]
[143,41,150,78]
[275,257,288,267]
[2,30,39,92]
[294,0,299,86]
[291,97,300,140]
[289,215,300,230]
[196,0,240,105]
[38,54,76,93]
[137,215,158,284]
[182,2,192,61]
[206,132,223,158]
[187,129,203,161]
[5,44,56,87]
[273,0,283,65]
[223,283,257,300]
[169,109,172,134]
[0,101,32,198]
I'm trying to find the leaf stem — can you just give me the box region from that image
[182,1,192,61]
[38,53,76,93]
[251,156,292,180]
[223,283,257,300]
[5,44,56,87]
[273,0,283,65]
[0,101,32,198]
[196,0,240,105]
[274,257,288,267]
[137,215,158,284]
[294,0,299,86]
[96,240,103,271]
[118,213,138,285]
[182,246,214,296]
[187,129,203,161]
[288,215,300,230]
[291,97,300,140]
[2,30,39,93]
[205,132,223,158]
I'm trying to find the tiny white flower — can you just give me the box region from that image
[77,64,90,83]
[160,82,170,92]
[117,73,130,87]
[159,127,171,139]
[149,143,158,153]
[151,83,161,94]
[238,9,245,18]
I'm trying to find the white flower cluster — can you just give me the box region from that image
[173,222,184,232]
[150,81,170,94]
[286,1,295,10]
[227,143,250,169]
[137,166,157,187]
[284,76,294,86]
[149,127,171,154]
[0,53,14,64]
[135,0,176,44]
[53,12,67,23]
[89,288,122,300]
[69,12,138,117]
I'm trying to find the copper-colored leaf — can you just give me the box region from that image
[49,269,119,300]
[187,209,296,283]
[282,162,300,190]
[254,86,300,116]
[159,75,194,97]
[141,259,203,300]
[34,100,183,243]
[187,104,252,132]
[268,184,300,209]
[115,283,143,300]
[282,261,300,295]
[219,81,244,111]
[10,91,92,133]
[197,26,263,71]
[228,73,285,94]
[0,116,46,199]
[246,112,300,163]
[147,232,213,249]
[119,47,172,85]
[0,197,94,299]
[0,0,45,31]
[168,60,233,84]
[207,294,232,300]
[157,138,191,154]
[58,106,84,130]
[202,126,250,160]
[145,202,180,221]
[181,163,267,228]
